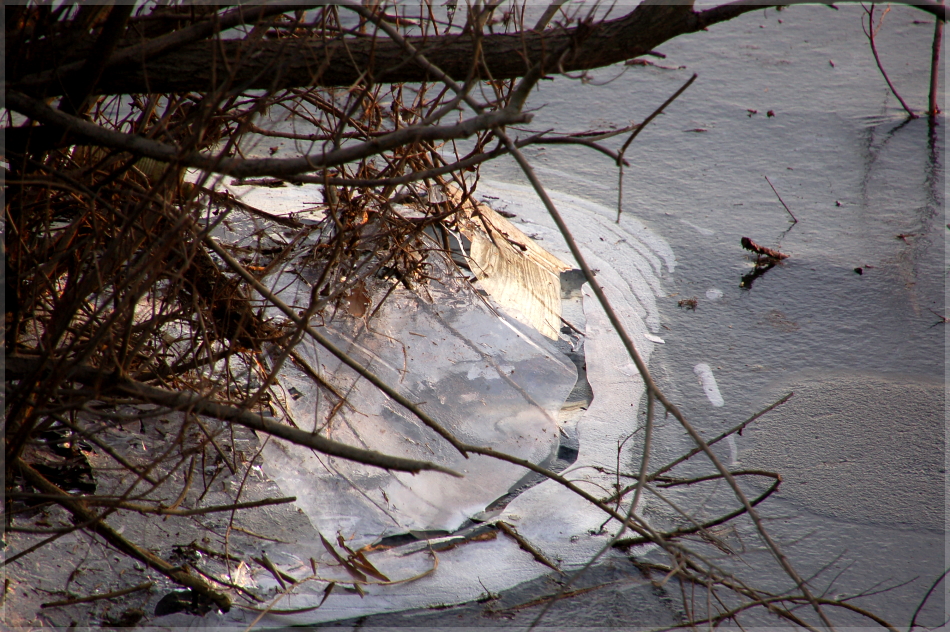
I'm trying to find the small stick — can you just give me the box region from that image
[496,521,562,573]
[741,236,789,260]
[253,553,298,588]
[764,176,798,223]
[90,495,298,516]
[41,581,153,608]
[559,315,585,336]
[929,0,944,117]
[909,568,950,632]
[191,414,236,475]
[533,0,567,30]
[927,308,949,323]
[187,562,264,602]
[617,74,698,222]
[503,582,607,613]
[230,525,292,543]
[864,5,918,119]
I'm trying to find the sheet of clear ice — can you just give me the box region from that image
[260,250,578,545]
[174,182,675,628]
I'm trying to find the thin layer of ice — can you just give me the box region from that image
[174,183,673,627]
[694,363,725,407]
[260,251,577,546]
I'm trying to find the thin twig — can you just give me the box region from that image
[908,568,950,631]
[253,553,298,588]
[764,176,798,223]
[620,476,756,554]
[40,581,154,608]
[89,495,297,517]
[927,308,949,323]
[616,74,698,222]
[864,4,919,118]
[929,0,945,117]
[504,582,616,613]
[496,521,562,573]
[648,392,794,481]
[614,471,783,548]
[191,414,237,475]
[534,1,567,30]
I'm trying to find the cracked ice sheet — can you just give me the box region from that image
[478,182,672,564]
[260,251,577,545]
[172,184,673,627]
[477,180,675,331]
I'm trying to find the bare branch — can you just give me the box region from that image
[4,354,462,477]
[6,90,530,178]
[863,4,918,118]
[17,460,233,613]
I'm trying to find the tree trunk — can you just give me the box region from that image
[20,4,701,97]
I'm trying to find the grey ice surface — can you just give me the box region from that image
[476,2,945,628]
[742,373,943,532]
[6,3,945,630]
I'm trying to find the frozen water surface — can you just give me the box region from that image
[175,182,676,627]
[260,250,578,544]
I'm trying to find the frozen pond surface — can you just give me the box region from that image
[262,251,579,542]
[146,3,942,629]
[473,3,944,627]
[170,183,676,627]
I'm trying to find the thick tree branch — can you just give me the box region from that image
[9,1,943,98]
[11,4,698,96]
[15,4,325,91]
[56,4,134,116]
[694,0,946,28]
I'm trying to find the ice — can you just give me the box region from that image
[260,250,577,546]
[169,182,674,628]
[474,180,675,332]
[694,363,725,407]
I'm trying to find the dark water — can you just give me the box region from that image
[476,3,945,627]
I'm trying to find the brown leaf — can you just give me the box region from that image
[351,549,391,582]
[344,280,371,318]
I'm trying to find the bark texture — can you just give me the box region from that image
[18,4,701,96]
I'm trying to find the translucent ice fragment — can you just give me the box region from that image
[260,252,577,547]
[694,363,725,407]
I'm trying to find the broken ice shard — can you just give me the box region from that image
[261,250,577,547]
